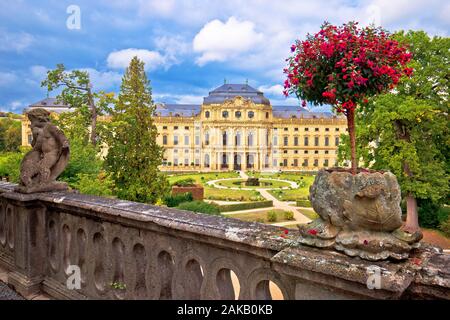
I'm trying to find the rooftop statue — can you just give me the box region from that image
[15,108,69,194]
[298,169,423,261]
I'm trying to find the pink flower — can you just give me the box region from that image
[308,229,318,236]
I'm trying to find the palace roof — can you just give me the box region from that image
[25,98,71,114]
[203,83,271,105]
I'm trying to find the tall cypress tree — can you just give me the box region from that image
[105,56,169,203]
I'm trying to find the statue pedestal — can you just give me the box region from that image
[298,168,422,261]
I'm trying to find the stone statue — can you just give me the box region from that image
[297,169,422,261]
[15,108,70,194]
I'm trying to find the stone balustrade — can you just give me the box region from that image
[0,181,448,300]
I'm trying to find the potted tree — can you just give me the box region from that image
[284,22,420,260]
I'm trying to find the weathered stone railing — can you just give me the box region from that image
[0,181,448,300]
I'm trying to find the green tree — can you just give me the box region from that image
[104,56,169,203]
[0,117,21,152]
[58,136,103,187]
[338,31,449,233]
[42,64,114,145]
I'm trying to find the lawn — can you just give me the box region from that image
[297,208,319,220]
[167,171,239,185]
[166,172,263,201]
[225,209,294,224]
[215,178,292,189]
[247,172,315,201]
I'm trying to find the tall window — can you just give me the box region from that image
[222,131,227,146]
[283,136,288,146]
[325,136,329,146]
[205,132,210,145]
[162,135,168,145]
[294,136,299,146]
[304,136,309,146]
[204,154,210,167]
[195,135,200,145]
[235,132,241,146]
[335,136,340,146]
[273,136,278,146]
[314,136,319,146]
[173,135,178,145]
[248,132,254,146]
[205,111,210,118]
[184,135,189,145]
[314,159,319,167]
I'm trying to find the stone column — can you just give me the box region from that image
[3,193,46,297]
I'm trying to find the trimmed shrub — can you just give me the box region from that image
[266,210,278,222]
[173,178,196,187]
[296,199,312,207]
[284,211,295,221]
[164,192,193,207]
[218,200,273,213]
[177,201,220,215]
[439,217,450,238]
[418,199,441,228]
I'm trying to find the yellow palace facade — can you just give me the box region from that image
[22,83,347,172]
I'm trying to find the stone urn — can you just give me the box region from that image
[297,168,422,261]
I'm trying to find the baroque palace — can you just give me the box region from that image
[22,83,347,171]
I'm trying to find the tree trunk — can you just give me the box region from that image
[393,120,421,234]
[346,109,357,175]
[403,193,420,233]
[87,86,97,146]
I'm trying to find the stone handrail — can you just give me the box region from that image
[0,181,448,300]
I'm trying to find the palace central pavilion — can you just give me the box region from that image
[22,83,347,171]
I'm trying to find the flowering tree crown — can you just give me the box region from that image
[283,22,413,113]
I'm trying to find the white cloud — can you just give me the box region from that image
[154,93,204,104]
[107,48,166,70]
[0,29,34,52]
[80,68,122,91]
[154,35,190,66]
[193,17,264,65]
[258,84,284,97]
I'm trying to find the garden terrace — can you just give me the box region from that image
[0,181,448,300]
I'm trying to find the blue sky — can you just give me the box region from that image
[0,0,448,113]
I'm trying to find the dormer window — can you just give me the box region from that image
[248,111,254,118]
[222,110,229,118]
[205,111,210,118]
[235,111,241,118]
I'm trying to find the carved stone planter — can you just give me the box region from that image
[171,184,204,201]
[297,168,422,261]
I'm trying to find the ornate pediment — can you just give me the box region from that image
[222,96,254,109]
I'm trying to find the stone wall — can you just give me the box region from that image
[0,181,448,300]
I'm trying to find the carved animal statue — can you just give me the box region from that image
[15,108,70,194]
[297,169,422,261]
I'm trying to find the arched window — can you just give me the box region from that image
[205,111,210,118]
[248,111,254,118]
[205,132,210,145]
[222,110,229,118]
[235,111,241,118]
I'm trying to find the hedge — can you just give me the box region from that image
[296,199,312,207]
[218,200,273,213]
[163,192,193,207]
[177,201,221,215]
